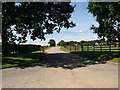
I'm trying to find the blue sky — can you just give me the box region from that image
[26,2,99,46]
[0,2,99,45]
[0,2,99,44]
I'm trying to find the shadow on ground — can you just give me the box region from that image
[16,52,105,70]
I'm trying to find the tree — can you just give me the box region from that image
[69,41,74,46]
[48,39,56,46]
[80,40,85,45]
[2,2,76,55]
[87,2,120,46]
[57,40,65,46]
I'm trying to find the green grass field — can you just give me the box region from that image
[1,47,54,68]
[60,46,120,63]
[1,50,46,68]
[1,46,54,68]
[62,45,120,52]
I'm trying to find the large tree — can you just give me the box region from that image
[2,2,76,55]
[48,39,56,46]
[87,2,120,46]
[57,40,65,46]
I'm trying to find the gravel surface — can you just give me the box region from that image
[2,47,118,88]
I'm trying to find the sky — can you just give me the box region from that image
[26,2,99,46]
[0,2,99,45]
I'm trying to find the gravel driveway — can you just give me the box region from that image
[2,47,118,88]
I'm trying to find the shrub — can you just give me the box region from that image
[98,54,112,63]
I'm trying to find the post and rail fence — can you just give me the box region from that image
[63,44,120,52]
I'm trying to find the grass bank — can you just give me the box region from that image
[60,46,69,52]
[1,50,46,68]
[109,58,120,63]
[1,46,53,68]
[44,46,53,50]
[60,46,120,63]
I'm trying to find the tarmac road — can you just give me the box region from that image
[2,47,118,88]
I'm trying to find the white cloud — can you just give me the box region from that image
[80,33,91,36]
[61,35,98,41]
[74,30,83,32]
[71,0,88,2]
[80,33,86,35]
[26,39,49,46]
[25,37,57,46]
[88,33,91,35]
[25,34,98,46]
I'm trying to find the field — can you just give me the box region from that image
[1,46,53,68]
[60,46,120,63]
[62,45,120,52]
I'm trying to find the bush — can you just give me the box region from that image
[71,51,117,64]
[8,44,41,54]
[98,54,112,63]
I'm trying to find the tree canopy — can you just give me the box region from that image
[3,2,76,43]
[2,2,76,55]
[57,40,65,46]
[87,2,120,44]
[57,40,103,46]
[48,39,56,46]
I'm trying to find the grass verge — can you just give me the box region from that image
[60,46,120,63]
[1,64,17,68]
[60,46,70,52]
[1,46,54,68]
[108,58,120,63]
[1,50,46,68]
[44,46,53,50]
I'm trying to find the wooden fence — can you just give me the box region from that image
[64,45,120,52]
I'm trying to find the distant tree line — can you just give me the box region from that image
[57,39,116,46]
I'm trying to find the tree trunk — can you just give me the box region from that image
[2,27,9,56]
[118,38,120,47]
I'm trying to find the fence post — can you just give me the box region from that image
[40,46,41,51]
[109,44,111,52]
[100,45,102,52]
[43,47,44,52]
[94,46,95,51]
[87,46,89,51]
[81,46,83,51]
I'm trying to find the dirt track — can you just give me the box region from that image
[2,47,118,88]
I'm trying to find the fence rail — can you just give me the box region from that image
[63,45,120,52]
